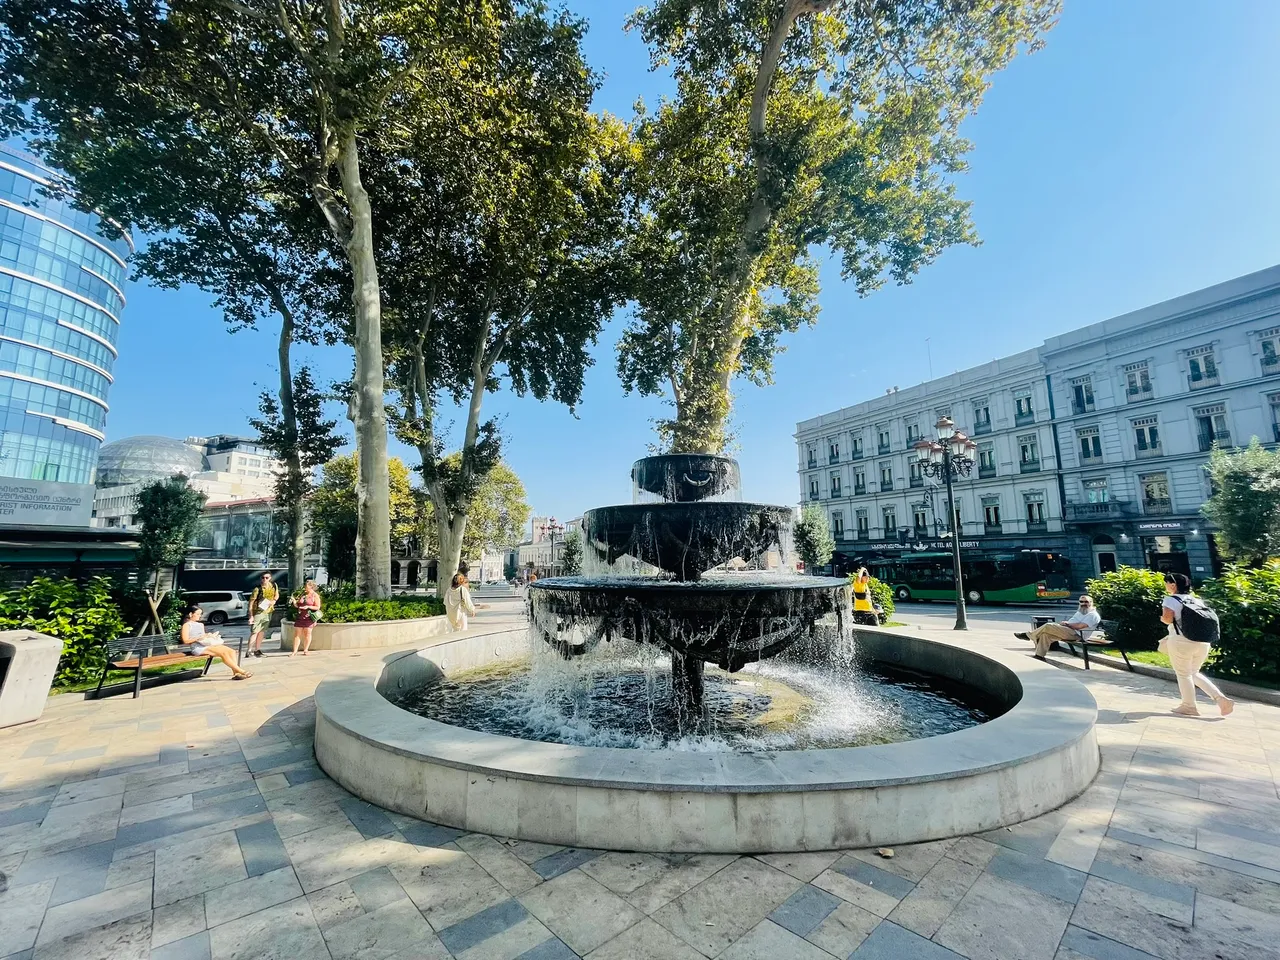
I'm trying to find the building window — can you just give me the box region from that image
[830,472,842,497]
[909,460,924,487]
[854,469,866,494]
[1269,392,1280,444]
[1141,473,1171,515]
[1077,426,1102,462]
[882,507,897,534]
[1193,403,1231,451]
[878,429,891,454]
[982,497,1001,530]
[1024,492,1046,526]
[809,477,820,500]
[851,435,863,458]
[1124,362,1152,402]
[1018,434,1040,472]
[1260,328,1280,373]
[905,420,921,443]
[831,511,844,539]
[1132,416,1161,458]
[1071,377,1095,415]
[1014,393,1034,424]
[828,439,840,463]
[1083,477,1109,503]
[856,510,869,538]
[880,462,893,492]
[1186,346,1219,390]
[913,506,929,535]
[972,400,991,434]
[978,442,996,478]
[935,405,952,419]
[806,445,817,468]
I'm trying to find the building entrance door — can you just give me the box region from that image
[1142,535,1190,578]
[1092,547,1117,575]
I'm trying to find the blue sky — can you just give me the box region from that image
[103,0,1280,523]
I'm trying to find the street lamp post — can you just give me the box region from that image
[539,517,564,577]
[914,417,978,631]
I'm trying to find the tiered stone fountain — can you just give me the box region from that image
[528,454,852,724]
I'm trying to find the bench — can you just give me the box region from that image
[92,632,244,699]
[1033,616,1132,671]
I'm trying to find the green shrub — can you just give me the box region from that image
[849,574,895,623]
[0,576,127,685]
[1085,566,1167,652]
[291,588,445,624]
[1199,561,1280,684]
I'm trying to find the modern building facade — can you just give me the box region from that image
[0,144,131,526]
[796,265,1280,585]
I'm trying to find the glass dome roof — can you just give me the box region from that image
[96,435,208,488]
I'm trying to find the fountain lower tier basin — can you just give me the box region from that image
[582,503,795,578]
[313,626,1100,853]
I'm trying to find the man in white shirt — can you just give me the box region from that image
[1015,595,1101,659]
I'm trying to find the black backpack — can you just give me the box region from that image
[1173,594,1220,644]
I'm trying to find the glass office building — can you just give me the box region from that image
[0,144,131,492]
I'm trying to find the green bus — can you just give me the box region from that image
[864,550,1073,605]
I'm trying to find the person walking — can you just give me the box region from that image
[180,605,252,680]
[444,571,477,632]
[290,580,322,657]
[1161,573,1234,717]
[247,572,279,658]
[1015,595,1101,659]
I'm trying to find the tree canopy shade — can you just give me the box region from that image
[378,4,631,583]
[1202,440,1280,567]
[794,505,835,573]
[617,0,1059,453]
[309,454,419,587]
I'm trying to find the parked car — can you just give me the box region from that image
[181,590,250,625]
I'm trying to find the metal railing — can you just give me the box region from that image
[1071,400,1095,415]
[1135,445,1163,459]
[1019,459,1041,474]
[854,484,867,495]
[879,480,894,492]
[984,523,1003,536]
[1026,520,1048,534]
[1143,498,1173,516]
[979,465,996,479]
[972,420,992,435]
[1126,384,1153,402]
[909,477,923,488]
[878,443,891,455]
[1015,411,1035,426]
[1066,500,1134,522]
[1198,430,1230,452]
[829,454,840,464]
[1188,373,1220,390]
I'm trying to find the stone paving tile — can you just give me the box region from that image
[986,847,1089,903]
[150,931,213,960]
[767,882,842,938]
[936,872,1075,960]
[151,895,208,949]
[33,878,153,948]
[205,896,329,960]
[203,865,302,927]
[322,898,446,960]
[887,853,985,939]
[851,920,966,959]
[651,857,801,956]
[34,913,153,960]
[530,848,603,881]
[518,870,644,955]
[153,834,248,907]
[336,797,396,841]
[234,820,290,878]
[455,834,543,895]
[718,919,832,960]
[1058,924,1164,960]
[582,916,704,960]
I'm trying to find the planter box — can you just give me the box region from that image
[279,615,452,651]
[0,630,62,727]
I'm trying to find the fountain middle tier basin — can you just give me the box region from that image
[582,503,795,579]
[313,625,1100,853]
[528,575,851,671]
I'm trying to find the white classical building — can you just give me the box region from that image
[797,264,1280,585]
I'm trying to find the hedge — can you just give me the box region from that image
[1085,567,1167,652]
[0,576,127,685]
[1198,561,1280,685]
[291,589,445,624]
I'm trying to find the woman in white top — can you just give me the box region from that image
[1160,573,1232,717]
[180,605,253,680]
[444,572,477,631]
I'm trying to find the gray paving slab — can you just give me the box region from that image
[987,847,1088,903]
[768,883,842,938]
[832,857,918,900]
[851,920,966,959]
[234,821,290,878]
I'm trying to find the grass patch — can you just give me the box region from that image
[53,661,208,695]
[1094,647,1280,691]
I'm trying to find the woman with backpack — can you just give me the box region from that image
[1161,573,1234,717]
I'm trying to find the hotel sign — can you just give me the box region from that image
[0,480,94,527]
[1135,520,1184,533]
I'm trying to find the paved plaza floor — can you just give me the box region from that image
[1,598,1278,960]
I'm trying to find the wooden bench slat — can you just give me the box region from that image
[110,654,207,669]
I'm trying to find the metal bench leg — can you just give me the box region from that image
[1082,644,1090,670]
[94,664,109,699]
[133,665,144,698]
[202,656,214,676]
[1119,649,1133,671]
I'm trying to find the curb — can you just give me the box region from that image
[1087,650,1280,707]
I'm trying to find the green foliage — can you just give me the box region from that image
[794,506,835,573]
[310,454,419,585]
[460,462,532,558]
[560,529,583,577]
[134,476,207,591]
[1085,566,1167,652]
[1199,562,1280,684]
[1202,440,1280,566]
[867,577,895,623]
[619,0,1059,452]
[312,589,444,624]
[504,555,518,580]
[0,577,126,685]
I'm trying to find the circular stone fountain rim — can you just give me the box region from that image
[528,574,852,593]
[313,625,1098,793]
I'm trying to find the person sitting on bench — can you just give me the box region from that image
[180,604,252,680]
[1014,595,1100,660]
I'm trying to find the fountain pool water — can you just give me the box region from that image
[312,454,1101,852]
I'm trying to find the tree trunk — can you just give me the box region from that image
[434,509,466,597]
[336,134,392,598]
[270,292,307,594]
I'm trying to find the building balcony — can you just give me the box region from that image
[1135,445,1163,459]
[1143,498,1173,516]
[1274,422,1280,444]
[878,443,891,455]
[1065,500,1135,523]
[1071,400,1095,415]
[1026,520,1048,534]
[1126,385,1153,403]
[807,459,817,469]
[972,420,992,436]
[809,491,820,501]
[1019,459,1041,474]
[978,464,996,479]
[1198,430,1231,452]
[854,484,867,495]
[851,450,864,460]
[830,487,842,498]
[1188,373,1220,391]
[879,481,894,493]
[856,530,869,541]
[833,530,846,542]
[1263,354,1280,373]
[1015,411,1036,426]
[829,454,840,464]
[909,477,923,488]
[984,523,1003,536]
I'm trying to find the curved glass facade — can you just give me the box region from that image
[0,144,131,485]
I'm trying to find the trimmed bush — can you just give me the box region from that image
[0,576,127,685]
[1199,561,1280,684]
[291,589,445,624]
[1085,566,1167,652]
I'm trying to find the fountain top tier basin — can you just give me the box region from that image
[632,454,742,503]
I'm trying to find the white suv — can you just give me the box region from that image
[182,590,250,625]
